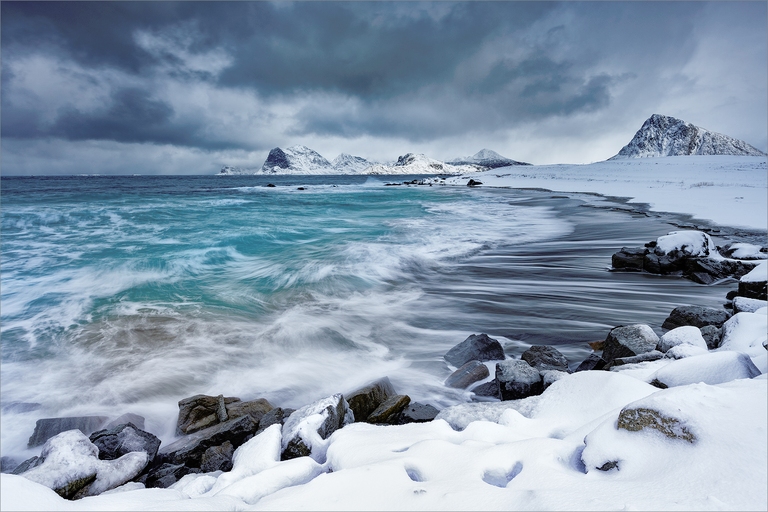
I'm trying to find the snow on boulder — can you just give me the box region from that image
[661,305,730,330]
[722,242,768,260]
[733,296,768,314]
[602,324,659,365]
[281,393,353,462]
[719,311,768,356]
[658,326,708,353]
[663,344,708,360]
[207,423,282,495]
[496,359,543,400]
[655,230,717,257]
[650,351,761,388]
[739,261,767,300]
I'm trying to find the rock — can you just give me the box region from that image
[611,247,645,271]
[256,407,295,435]
[663,344,708,359]
[176,394,241,435]
[495,360,543,400]
[444,333,505,367]
[266,183,276,188]
[160,415,258,468]
[609,350,664,367]
[699,325,723,350]
[200,441,234,473]
[574,353,607,372]
[657,326,708,353]
[281,394,353,461]
[11,456,42,475]
[541,370,568,390]
[144,463,200,489]
[733,296,768,313]
[28,416,108,448]
[467,179,482,187]
[520,345,570,372]
[392,403,439,425]
[725,290,739,301]
[366,395,411,424]
[470,379,501,399]
[602,324,659,365]
[650,351,760,388]
[617,407,695,442]
[684,258,754,284]
[721,242,768,260]
[345,377,397,422]
[105,413,145,431]
[89,423,161,462]
[225,398,274,424]
[597,461,619,471]
[661,305,730,330]
[737,261,767,300]
[444,360,489,389]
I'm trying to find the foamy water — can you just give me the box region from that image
[0,175,734,459]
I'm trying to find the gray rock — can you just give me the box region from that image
[574,353,607,372]
[470,379,501,399]
[496,360,543,401]
[201,441,234,473]
[225,398,274,424]
[617,407,695,443]
[89,422,161,462]
[520,345,570,373]
[444,360,489,389]
[256,407,295,435]
[367,395,411,424]
[28,416,108,448]
[684,258,754,285]
[393,403,439,424]
[105,413,145,431]
[445,333,505,367]
[345,377,396,422]
[281,394,353,461]
[11,456,42,475]
[609,350,665,367]
[160,415,258,467]
[145,463,200,489]
[176,394,242,435]
[699,325,722,350]
[602,324,659,365]
[611,247,645,271]
[661,305,730,331]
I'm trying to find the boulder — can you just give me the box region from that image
[467,179,482,187]
[281,394,353,461]
[541,370,568,390]
[520,345,570,373]
[444,361,489,389]
[684,258,754,284]
[663,344,708,360]
[144,463,200,489]
[345,377,396,422]
[574,353,607,372]
[609,350,664,367]
[89,422,161,462]
[11,456,42,475]
[470,379,501,399]
[200,441,234,473]
[225,398,274,424]
[444,333,505,367]
[721,242,768,260]
[699,325,723,350]
[160,415,258,468]
[662,305,730,330]
[256,407,295,435]
[738,262,767,300]
[28,416,108,448]
[392,403,440,425]
[105,413,145,431]
[733,296,768,314]
[602,324,659,365]
[176,394,241,435]
[495,360,543,400]
[617,407,695,442]
[367,395,411,424]
[611,247,645,271]
[657,326,708,353]
[650,352,761,389]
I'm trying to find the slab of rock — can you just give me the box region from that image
[160,414,258,467]
[201,441,234,473]
[617,407,695,443]
[367,395,411,424]
[105,413,145,431]
[574,353,607,372]
[256,407,295,435]
[444,360,489,389]
[393,403,439,424]
[521,345,570,373]
[496,360,543,401]
[602,324,659,365]
[470,379,501,399]
[684,258,755,285]
[28,416,108,448]
[145,463,200,489]
[89,422,161,462]
[345,377,396,422]
[445,333,505,367]
[281,394,353,461]
[661,305,730,331]
[176,394,241,435]
[611,247,645,271]
[609,350,665,367]
[699,325,723,350]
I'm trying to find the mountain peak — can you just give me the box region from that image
[448,149,530,168]
[610,115,765,159]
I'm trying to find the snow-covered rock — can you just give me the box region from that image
[650,351,761,388]
[733,296,768,314]
[448,149,531,168]
[655,230,717,257]
[722,242,768,260]
[280,394,353,462]
[331,153,377,174]
[610,114,766,159]
[658,326,708,353]
[365,153,480,175]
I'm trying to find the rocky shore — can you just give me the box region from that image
[2,231,766,503]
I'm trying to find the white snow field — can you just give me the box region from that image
[446,155,767,231]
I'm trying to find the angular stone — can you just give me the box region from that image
[105,413,145,431]
[176,394,241,435]
[144,463,200,489]
[699,325,722,350]
[367,395,411,424]
[28,416,108,448]
[256,407,295,435]
[444,360,489,389]
[393,403,439,425]
[520,345,570,373]
[201,441,234,473]
[10,456,42,475]
[684,258,754,284]
[445,333,505,367]
[281,394,353,461]
[496,360,543,401]
[602,324,659,365]
[609,350,665,367]
[617,407,695,443]
[89,422,161,462]
[160,415,258,467]
[345,377,396,422]
[574,353,607,372]
[470,379,501,399]
[662,305,731,330]
[225,398,273,424]
[611,247,645,271]
[739,280,767,300]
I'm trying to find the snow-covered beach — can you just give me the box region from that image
[2,155,766,511]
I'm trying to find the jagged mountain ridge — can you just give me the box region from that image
[448,149,531,168]
[364,153,480,175]
[610,114,766,160]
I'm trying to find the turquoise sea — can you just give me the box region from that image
[0,174,732,457]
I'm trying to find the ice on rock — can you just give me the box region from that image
[655,230,717,257]
[658,326,708,352]
[650,351,761,387]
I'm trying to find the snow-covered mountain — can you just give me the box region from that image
[365,153,480,175]
[448,149,531,168]
[610,114,766,160]
[259,145,336,174]
[331,153,377,174]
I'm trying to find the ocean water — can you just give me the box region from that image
[0,174,734,457]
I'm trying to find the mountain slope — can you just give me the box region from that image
[365,153,480,175]
[331,153,377,174]
[610,114,766,159]
[448,149,531,168]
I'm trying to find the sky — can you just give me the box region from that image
[1,1,766,175]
